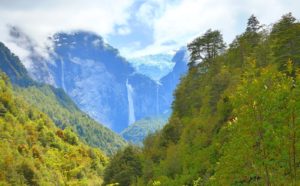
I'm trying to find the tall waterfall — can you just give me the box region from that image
[60,58,66,91]
[126,79,135,125]
[156,81,161,115]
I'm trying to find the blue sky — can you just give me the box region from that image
[0,0,300,60]
[108,0,300,58]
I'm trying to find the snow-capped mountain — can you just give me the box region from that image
[9,29,188,133]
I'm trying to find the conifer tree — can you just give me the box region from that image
[187,29,225,66]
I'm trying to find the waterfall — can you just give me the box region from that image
[126,79,135,125]
[156,81,161,115]
[60,58,66,91]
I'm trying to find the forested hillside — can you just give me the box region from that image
[103,13,300,185]
[0,72,107,185]
[14,85,127,155]
[121,116,167,145]
[0,42,126,155]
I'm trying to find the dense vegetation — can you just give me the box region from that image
[0,72,107,185]
[121,116,167,145]
[0,42,126,155]
[103,13,300,185]
[14,85,127,155]
[103,146,142,186]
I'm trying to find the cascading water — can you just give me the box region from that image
[60,58,66,91]
[156,81,161,115]
[126,79,136,125]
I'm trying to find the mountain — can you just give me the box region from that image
[0,42,126,155]
[46,31,167,132]
[9,30,185,133]
[125,48,188,125]
[129,54,175,81]
[0,42,34,86]
[120,49,188,144]
[7,28,188,133]
[47,32,133,132]
[158,47,189,114]
[8,26,56,86]
[0,72,108,185]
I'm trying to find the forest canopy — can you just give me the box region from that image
[103,13,300,186]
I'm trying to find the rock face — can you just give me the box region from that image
[11,30,188,133]
[158,48,189,113]
[120,48,189,144]
[45,32,135,132]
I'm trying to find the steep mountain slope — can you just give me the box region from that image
[121,50,188,144]
[12,31,179,132]
[160,48,188,93]
[14,85,127,155]
[47,31,158,132]
[0,42,33,86]
[158,48,188,114]
[0,42,126,155]
[0,72,107,185]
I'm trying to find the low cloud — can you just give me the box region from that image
[0,0,299,60]
[0,0,134,60]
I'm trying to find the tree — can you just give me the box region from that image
[270,13,300,70]
[246,15,262,33]
[187,29,226,66]
[213,62,299,185]
[103,146,142,186]
[271,12,296,34]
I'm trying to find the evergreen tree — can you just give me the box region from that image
[246,14,261,33]
[270,13,300,70]
[187,29,226,66]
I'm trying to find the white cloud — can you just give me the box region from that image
[1,0,300,60]
[130,0,300,57]
[0,0,134,60]
[135,0,168,26]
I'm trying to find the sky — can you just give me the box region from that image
[0,0,300,61]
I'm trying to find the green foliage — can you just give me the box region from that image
[213,64,299,185]
[108,14,300,186]
[270,13,300,71]
[187,29,226,66]
[0,41,126,155]
[14,84,127,155]
[0,73,108,185]
[103,146,142,186]
[121,116,168,146]
[246,14,262,33]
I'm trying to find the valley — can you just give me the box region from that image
[0,1,300,185]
